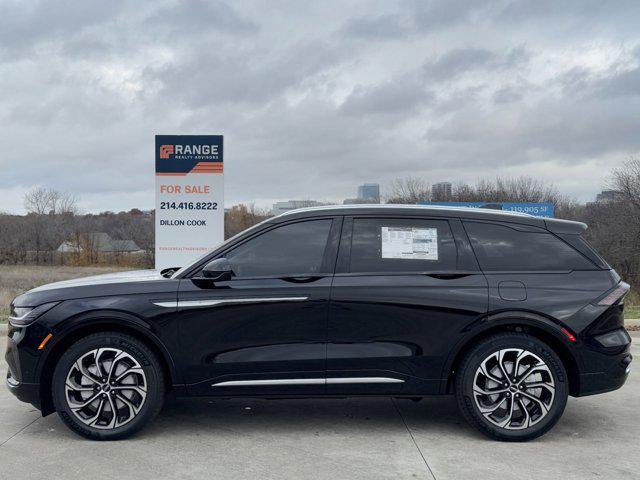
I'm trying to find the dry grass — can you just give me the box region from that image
[0,265,131,322]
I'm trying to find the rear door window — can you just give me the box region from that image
[349,218,457,273]
[463,221,596,271]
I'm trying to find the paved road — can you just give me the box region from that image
[1,334,638,480]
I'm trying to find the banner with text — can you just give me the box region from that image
[155,135,224,270]
[419,202,554,218]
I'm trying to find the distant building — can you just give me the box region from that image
[57,232,142,254]
[432,182,452,201]
[271,200,332,216]
[344,183,380,204]
[357,183,380,203]
[595,190,624,203]
[343,197,371,205]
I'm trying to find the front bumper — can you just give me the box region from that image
[5,323,43,410]
[6,374,41,408]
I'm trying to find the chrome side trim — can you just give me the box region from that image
[326,377,404,384]
[153,301,178,308]
[211,377,405,387]
[154,297,308,309]
[212,378,326,387]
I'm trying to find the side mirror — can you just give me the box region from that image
[201,258,234,282]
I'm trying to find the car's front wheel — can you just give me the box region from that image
[52,331,165,440]
[455,332,568,441]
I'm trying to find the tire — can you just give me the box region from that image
[52,332,165,440]
[455,332,568,442]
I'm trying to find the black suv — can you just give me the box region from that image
[5,206,632,441]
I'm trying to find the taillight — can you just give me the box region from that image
[595,282,630,306]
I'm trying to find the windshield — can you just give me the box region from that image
[170,217,274,278]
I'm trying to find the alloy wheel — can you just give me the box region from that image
[472,348,555,430]
[64,348,147,429]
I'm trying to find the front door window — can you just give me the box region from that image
[225,219,333,277]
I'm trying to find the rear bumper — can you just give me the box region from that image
[575,331,632,396]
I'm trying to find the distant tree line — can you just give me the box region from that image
[0,194,271,268]
[0,159,638,303]
[0,189,155,267]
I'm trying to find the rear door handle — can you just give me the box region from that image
[425,272,473,280]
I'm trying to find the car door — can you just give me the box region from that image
[177,216,341,396]
[326,216,488,395]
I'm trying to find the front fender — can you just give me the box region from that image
[37,307,180,386]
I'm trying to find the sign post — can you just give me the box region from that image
[155,135,224,270]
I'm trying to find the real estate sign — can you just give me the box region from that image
[155,135,224,270]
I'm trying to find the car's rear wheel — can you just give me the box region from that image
[52,332,164,440]
[455,332,568,441]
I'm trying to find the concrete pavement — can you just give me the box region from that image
[1,332,638,479]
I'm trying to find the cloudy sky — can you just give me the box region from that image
[1,0,640,213]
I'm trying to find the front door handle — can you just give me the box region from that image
[281,276,324,284]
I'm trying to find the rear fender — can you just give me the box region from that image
[440,310,582,394]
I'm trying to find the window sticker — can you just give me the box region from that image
[381,227,438,260]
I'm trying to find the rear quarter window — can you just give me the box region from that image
[558,234,610,270]
[463,221,596,271]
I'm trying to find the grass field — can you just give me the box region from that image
[0,265,638,323]
[0,266,131,322]
[626,305,640,320]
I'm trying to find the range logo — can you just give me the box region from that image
[155,135,223,175]
[159,144,220,160]
[159,145,174,159]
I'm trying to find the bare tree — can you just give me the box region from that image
[24,187,78,215]
[23,188,79,263]
[24,188,53,215]
[49,190,79,215]
[464,176,561,203]
[385,177,431,204]
[610,157,640,211]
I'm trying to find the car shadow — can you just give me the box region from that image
[138,394,614,443]
[141,395,482,440]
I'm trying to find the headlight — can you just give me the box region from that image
[9,302,60,327]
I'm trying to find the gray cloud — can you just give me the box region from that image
[412,0,495,32]
[0,0,128,59]
[342,0,495,39]
[340,76,434,117]
[498,0,640,23]
[0,0,639,213]
[144,38,349,108]
[492,85,524,104]
[425,46,529,81]
[144,0,258,35]
[592,49,640,99]
[341,14,408,40]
